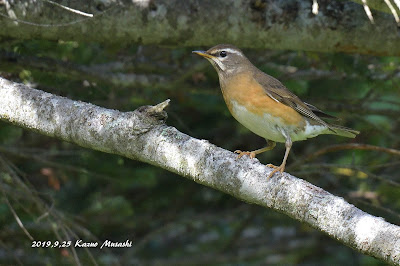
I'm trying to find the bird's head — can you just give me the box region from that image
[193,44,251,76]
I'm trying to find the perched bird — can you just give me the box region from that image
[193,44,359,178]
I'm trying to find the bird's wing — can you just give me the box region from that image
[304,102,339,120]
[253,70,330,127]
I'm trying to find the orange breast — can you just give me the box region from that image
[221,72,305,127]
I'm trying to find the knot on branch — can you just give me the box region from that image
[136,99,170,123]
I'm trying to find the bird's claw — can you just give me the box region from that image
[234,150,256,160]
[266,164,284,179]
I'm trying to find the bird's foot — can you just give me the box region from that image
[266,164,285,179]
[234,150,256,160]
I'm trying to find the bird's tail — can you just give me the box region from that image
[328,124,360,138]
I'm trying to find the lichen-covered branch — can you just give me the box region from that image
[0,0,399,55]
[0,77,399,265]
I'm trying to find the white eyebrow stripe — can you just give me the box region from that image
[221,48,242,55]
[210,48,243,56]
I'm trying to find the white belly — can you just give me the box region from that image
[229,100,328,143]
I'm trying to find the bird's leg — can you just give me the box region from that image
[235,140,276,159]
[267,135,292,179]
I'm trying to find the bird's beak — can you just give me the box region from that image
[192,50,216,59]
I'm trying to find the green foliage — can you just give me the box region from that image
[0,124,23,144]
[0,39,399,265]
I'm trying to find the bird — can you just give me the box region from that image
[193,44,359,178]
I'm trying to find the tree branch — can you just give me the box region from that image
[0,0,399,55]
[0,77,399,265]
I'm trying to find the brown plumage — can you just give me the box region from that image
[193,44,359,178]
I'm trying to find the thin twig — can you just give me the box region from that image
[362,0,375,24]
[384,0,400,25]
[289,143,400,170]
[0,153,101,265]
[292,163,400,187]
[44,0,93,17]
[291,143,400,177]
[308,143,400,159]
[2,192,34,241]
[0,3,116,27]
[0,146,123,184]
[0,240,23,265]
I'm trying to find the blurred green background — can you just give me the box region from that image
[0,39,399,265]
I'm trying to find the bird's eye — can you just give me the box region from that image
[219,51,227,57]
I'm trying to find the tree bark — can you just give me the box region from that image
[0,0,399,55]
[0,77,399,265]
